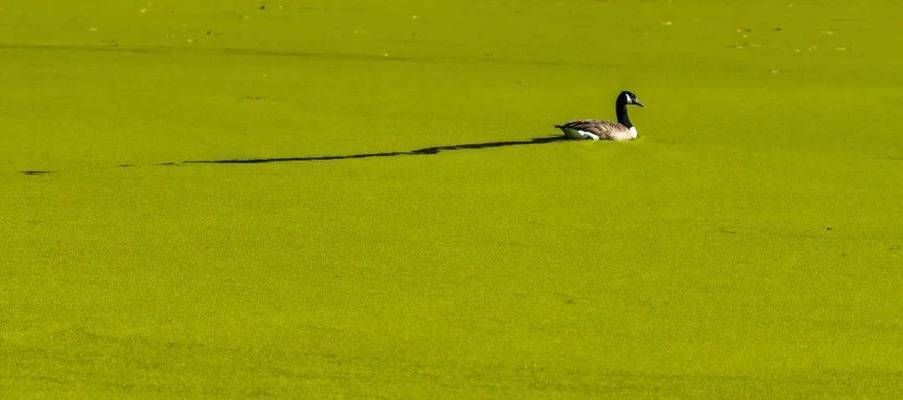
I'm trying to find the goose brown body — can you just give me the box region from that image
[556,90,643,141]
[555,120,634,141]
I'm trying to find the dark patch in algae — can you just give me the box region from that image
[184,136,570,165]
[21,170,52,176]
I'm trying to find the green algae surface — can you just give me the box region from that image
[2,1,902,398]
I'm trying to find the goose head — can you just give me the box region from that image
[619,91,644,107]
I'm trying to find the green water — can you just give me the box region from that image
[2,1,902,398]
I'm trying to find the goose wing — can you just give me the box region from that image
[555,120,628,139]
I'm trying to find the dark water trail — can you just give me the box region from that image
[18,136,571,174]
[20,170,52,176]
[183,136,570,165]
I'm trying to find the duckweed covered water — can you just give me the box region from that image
[2,1,902,398]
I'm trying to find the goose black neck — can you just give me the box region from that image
[616,98,633,128]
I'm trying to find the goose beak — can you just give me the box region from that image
[635,100,644,107]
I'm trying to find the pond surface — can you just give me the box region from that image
[2,1,902,397]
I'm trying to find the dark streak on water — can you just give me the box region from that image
[182,136,570,165]
[21,170,52,176]
[13,137,572,174]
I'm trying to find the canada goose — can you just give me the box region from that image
[555,90,644,141]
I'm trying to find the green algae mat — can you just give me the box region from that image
[2,1,902,398]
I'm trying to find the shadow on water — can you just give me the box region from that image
[183,136,570,165]
[18,136,572,175]
[20,170,52,176]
